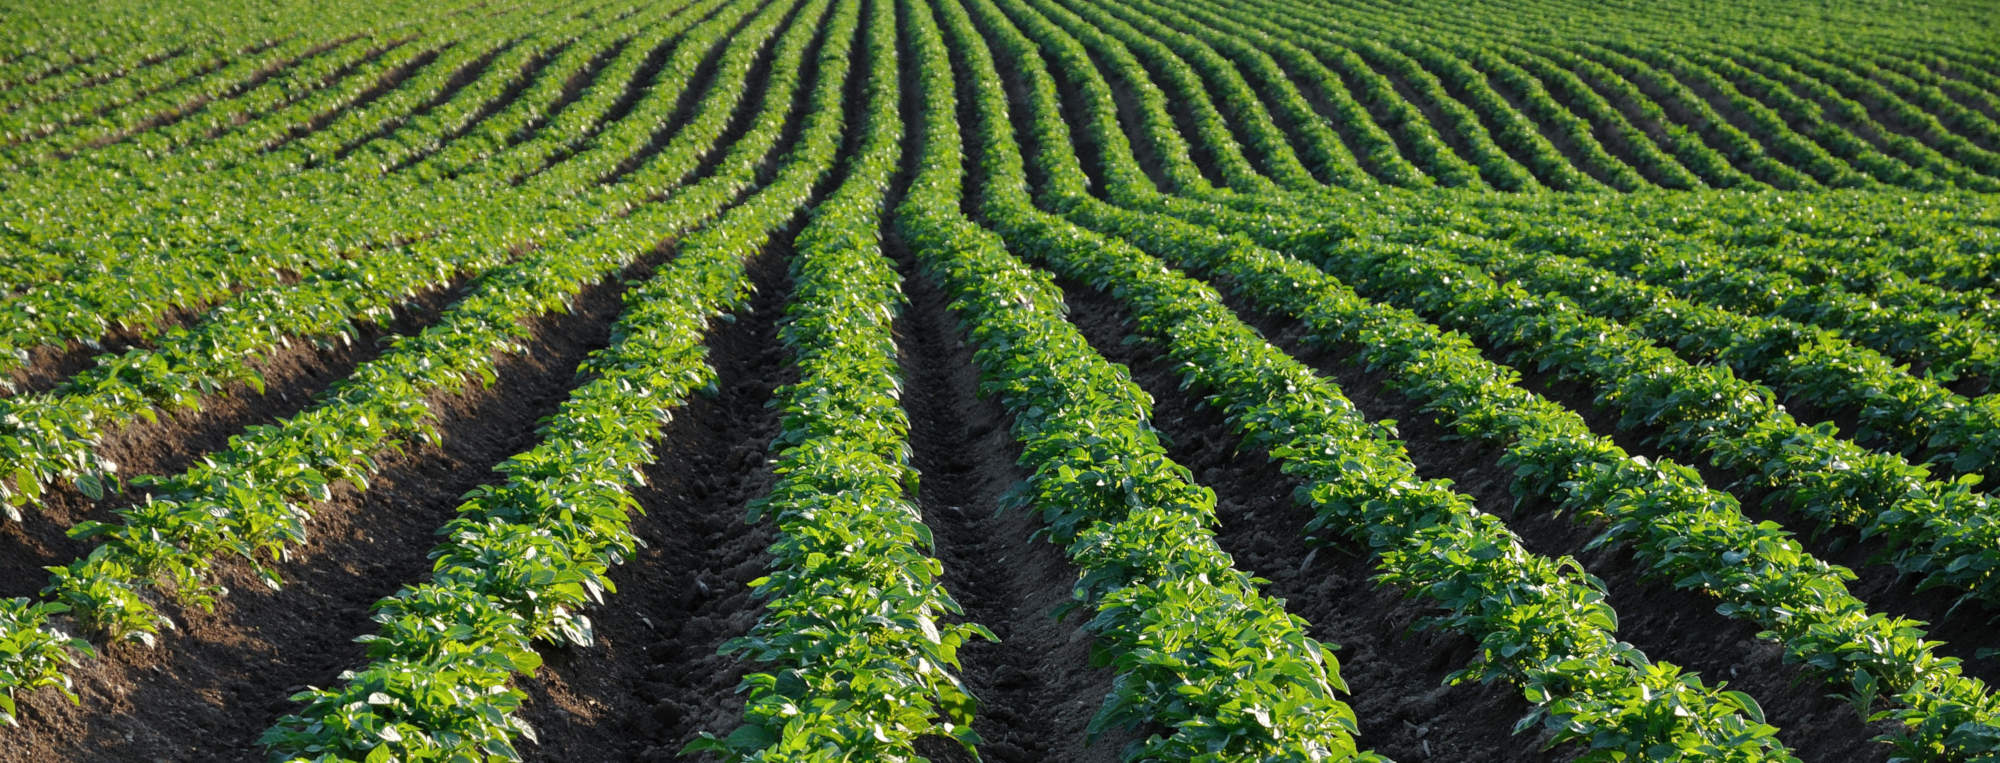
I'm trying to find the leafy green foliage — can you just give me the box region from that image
[265,0,865,756]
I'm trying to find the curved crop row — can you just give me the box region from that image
[985,1,1791,755]
[0,0,824,720]
[907,0,1375,756]
[262,0,858,756]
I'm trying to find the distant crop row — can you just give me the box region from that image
[0,0,1997,760]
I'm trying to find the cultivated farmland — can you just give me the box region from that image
[0,0,1998,760]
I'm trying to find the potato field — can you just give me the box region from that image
[1,0,1998,760]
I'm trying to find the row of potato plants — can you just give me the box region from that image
[1058,0,1273,194]
[1231,191,2000,480]
[0,31,422,370]
[1464,199,2000,379]
[0,0,688,359]
[18,26,411,180]
[0,28,412,285]
[1694,42,2000,190]
[48,0,740,467]
[1424,231,2000,482]
[1300,0,2000,191]
[1160,0,1676,196]
[1703,45,1955,190]
[1759,46,2000,180]
[1392,39,1606,191]
[1177,0,1663,193]
[1884,49,2000,132]
[1435,189,1999,299]
[267,5,609,173]
[1188,0,1489,188]
[1115,196,2000,760]
[0,27,199,117]
[338,1,648,179]
[0,0,818,719]
[0,0,463,156]
[440,0,726,187]
[0,0,743,512]
[1532,187,2000,258]
[263,0,855,756]
[1198,0,1713,192]
[906,0,1376,756]
[1843,48,2000,159]
[1036,27,2000,762]
[1651,40,1999,189]
[1567,219,2000,389]
[0,5,558,374]
[0,0,629,309]
[1526,42,1760,188]
[1616,44,1873,189]
[1078,0,1321,191]
[1560,42,1815,188]
[0,0,451,93]
[1408,187,2000,394]
[1019,7,2000,755]
[697,2,993,756]
[1161,192,2000,614]
[1221,0,1855,194]
[1032,42,2000,748]
[0,40,225,157]
[1110,0,1511,198]
[1105,0,1486,198]
[977,0,1998,504]
[2,31,373,164]
[1152,0,2000,349]
[1138,0,1454,189]
[990,4,2000,752]
[389,7,666,185]
[987,1,1786,756]
[1121,0,1376,189]
[1112,0,1560,196]
[1444,41,1651,190]
[1345,36,1540,191]
[1316,0,1691,192]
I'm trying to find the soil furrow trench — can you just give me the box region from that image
[0,253,655,762]
[1053,269,1555,762]
[516,241,791,762]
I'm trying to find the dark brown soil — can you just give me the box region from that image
[891,226,1130,763]
[1489,338,2000,685]
[1438,361,1901,762]
[6,300,211,397]
[513,245,789,762]
[513,4,845,751]
[1053,238,1906,760]
[1274,282,1926,760]
[888,8,1131,755]
[0,257,652,762]
[1055,271,1561,762]
[0,279,463,602]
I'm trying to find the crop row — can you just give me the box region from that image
[903,0,1376,756]
[0,0,821,722]
[5,0,1998,389]
[264,0,857,755]
[977,0,1788,756]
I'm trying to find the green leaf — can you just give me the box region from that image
[1722,690,1766,725]
[74,472,106,501]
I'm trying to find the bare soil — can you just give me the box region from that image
[0,259,649,762]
